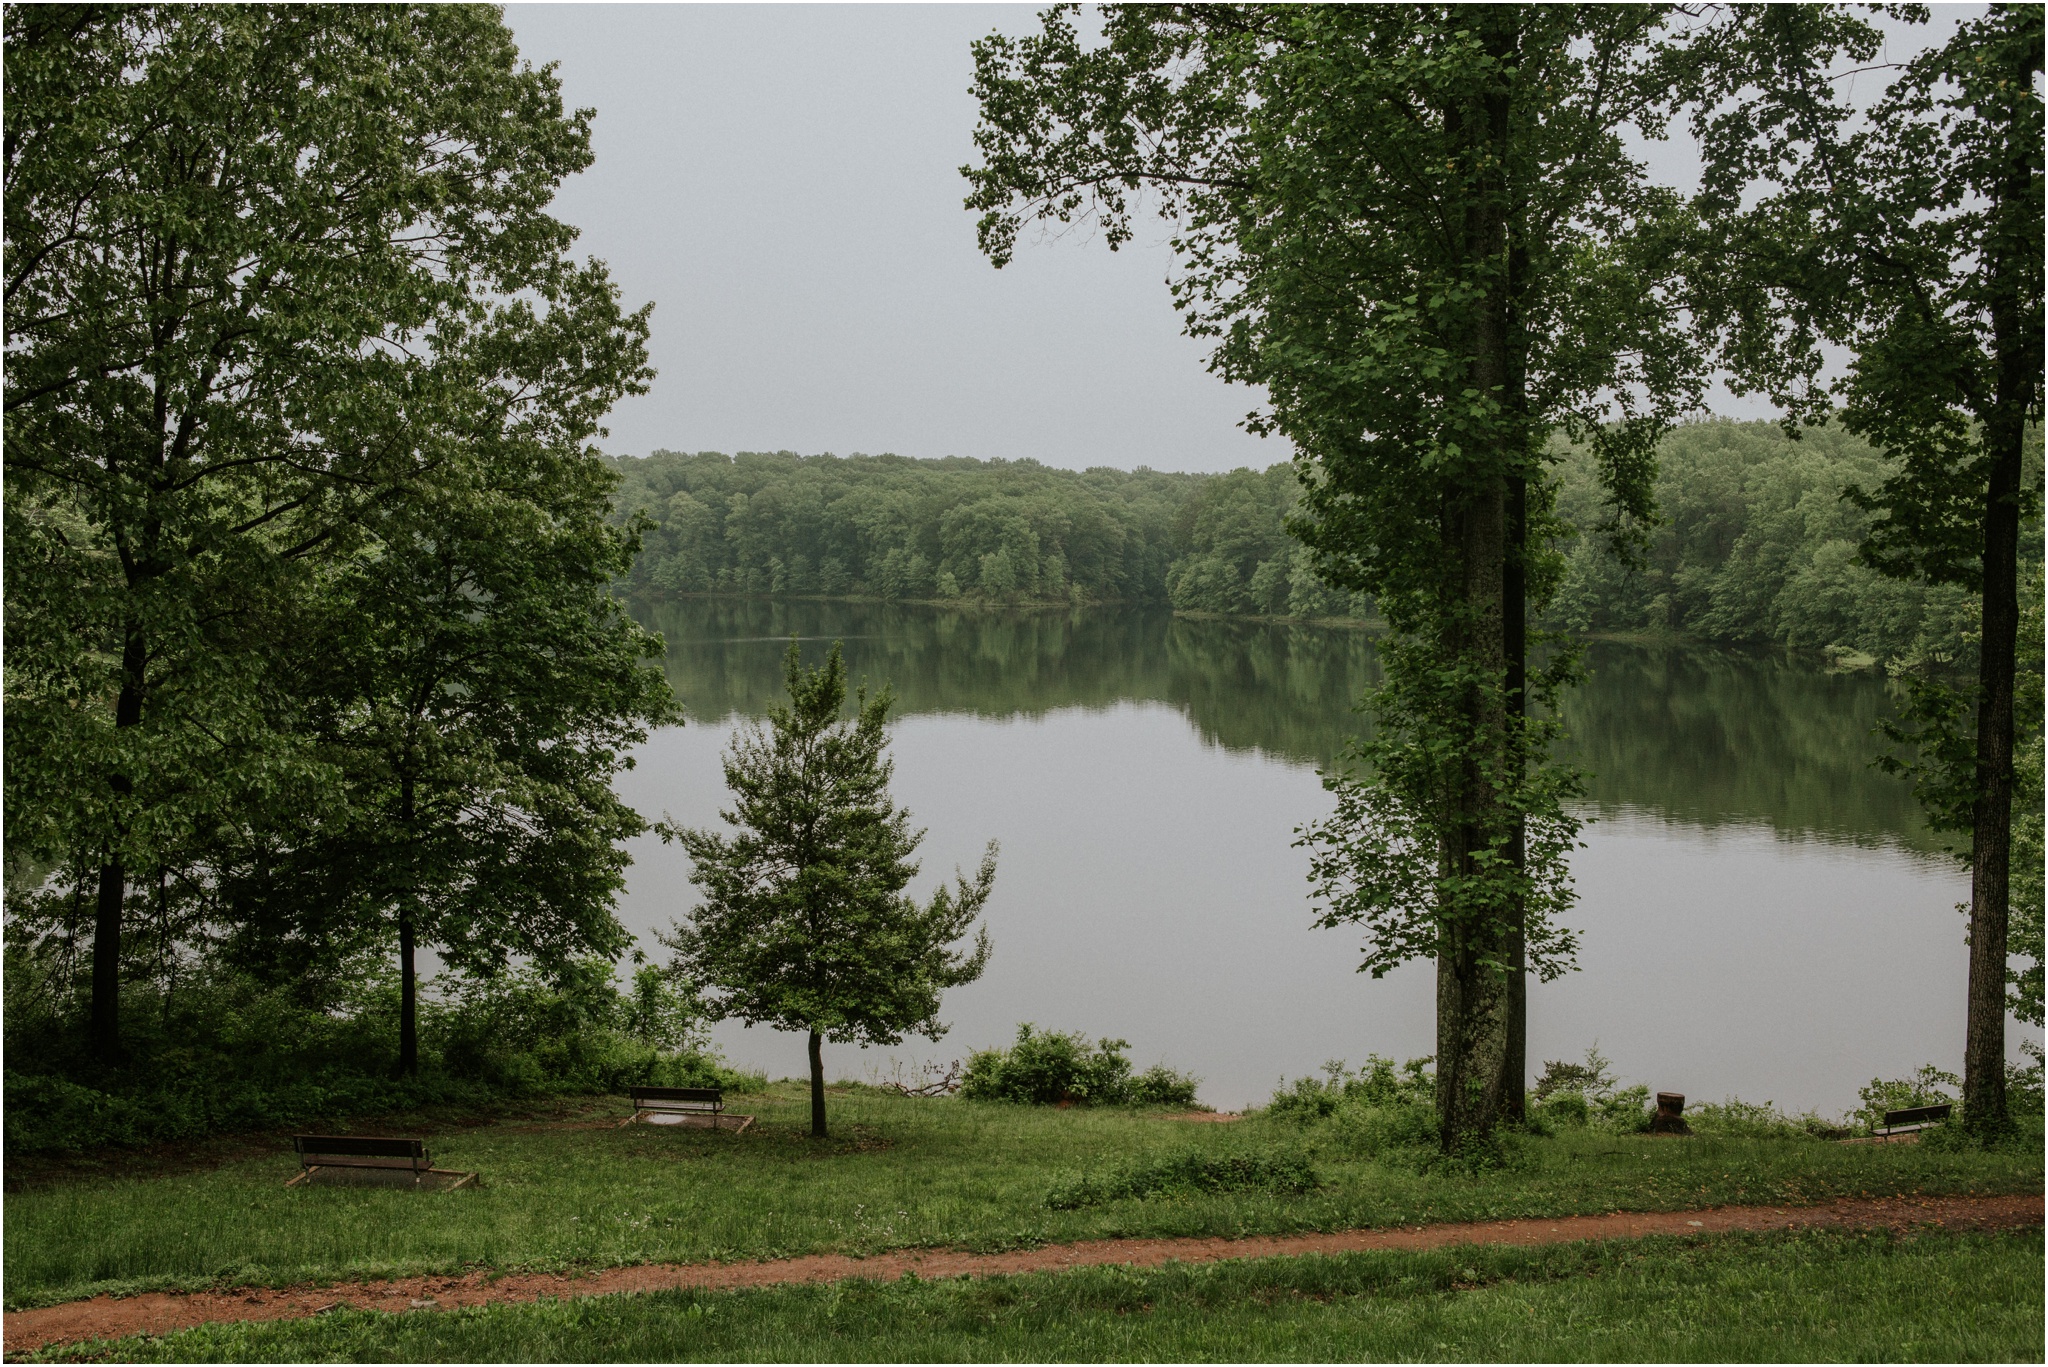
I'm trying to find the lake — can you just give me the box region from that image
[615,596,2028,1116]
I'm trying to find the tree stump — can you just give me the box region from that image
[1650,1091,1691,1135]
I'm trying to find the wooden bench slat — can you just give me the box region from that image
[1881,1103,1953,1127]
[294,1135,427,1159]
[287,1133,475,1189]
[1876,1102,1953,1135]
[293,1135,430,1174]
[630,1086,723,1114]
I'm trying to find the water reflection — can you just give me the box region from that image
[633,596,1941,853]
[614,597,2005,1113]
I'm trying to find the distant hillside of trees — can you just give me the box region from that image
[606,449,1369,618]
[1545,420,2044,670]
[609,421,2041,667]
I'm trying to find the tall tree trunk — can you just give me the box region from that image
[1502,472,1528,1121]
[1436,470,1513,1150]
[90,630,146,1066]
[1499,190,1534,1123]
[397,773,420,1078]
[1959,23,2040,1139]
[398,900,419,1077]
[1435,3,1519,1152]
[90,854,126,1064]
[808,1029,828,1138]
[1963,388,2022,1141]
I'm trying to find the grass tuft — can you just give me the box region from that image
[1045,1149,1320,1209]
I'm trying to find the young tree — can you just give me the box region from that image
[664,642,994,1138]
[219,456,678,1075]
[1681,4,2043,1136]
[3,5,653,1061]
[967,4,1701,1146]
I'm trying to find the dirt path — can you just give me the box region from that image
[7,1192,2038,1355]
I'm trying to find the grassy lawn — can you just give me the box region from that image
[5,1084,2039,1312]
[23,1228,2043,1362]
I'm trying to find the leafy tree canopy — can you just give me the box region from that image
[3,3,655,1060]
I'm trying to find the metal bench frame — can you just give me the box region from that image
[1875,1102,1953,1138]
[622,1085,752,1131]
[287,1135,477,1189]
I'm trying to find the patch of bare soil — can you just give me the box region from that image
[6,1192,2037,1356]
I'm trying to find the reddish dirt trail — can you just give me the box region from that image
[7,1192,2038,1355]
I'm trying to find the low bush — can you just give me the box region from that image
[1686,1098,1842,1141]
[2007,1041,2044,1115]
[2,955,761,1158]
[1328,1099,1440,1156]
[959,1025,1199,1107]
[1046,1148,1321,1209]
[1264,1055,1434,1122]
[1528,1047,1652,1134]
[1854,1064,1959,1135]
[1260,1058,1441,1161]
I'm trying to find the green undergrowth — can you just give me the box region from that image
[959,1024,1200,1107]
[2,960,763,1159]
[3,1085,2039,1312]
[24,1228,2044,1363]
[1045,1149,1320,1210]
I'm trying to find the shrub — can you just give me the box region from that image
[1854,1064,1959,1135]
[1532,1044,1616,1102]
[1046,1149,1320,1209]
[1264,1055,1433,1121]
[1534,1090,1589,1127]
[1527,1046,1650,1133]
[1329,1099,1440,1156]
[1,955,760,1158]
[2009,1041,2045,1115]
[1592,1083,1653,1134]
[959,1025,1199,1107]
[1127,1063,1201,1108]
[1686,1098,1840,1140]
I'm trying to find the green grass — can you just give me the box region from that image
[27,1228,2044,1362]
[5,1083,2038,1312]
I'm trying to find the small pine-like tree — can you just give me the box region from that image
[663,641,994,1137]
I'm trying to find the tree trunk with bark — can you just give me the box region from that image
[1958,25,2040,1140]
[397,774,420,1078]
[1434,5,1520,1151]
[398,902,419,1078]
[808,1029,828,1138]
[1963,390,2021,1138]
[1502,472,1529,1121]
[90,628,147,1066]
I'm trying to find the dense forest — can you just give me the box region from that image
[608,450,1370,620]
[1548,421,2044,670]
[612,420,2041,672]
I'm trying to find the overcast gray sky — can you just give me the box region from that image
[503,3,1971,474]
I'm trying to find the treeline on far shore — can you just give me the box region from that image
[609,418,2042,670]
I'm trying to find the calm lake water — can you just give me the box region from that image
[616,596,2033,1116]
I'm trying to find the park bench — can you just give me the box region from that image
[286,1135,476,1189]
[622,1085,752,1132]
[1875,1102,1952,1138]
